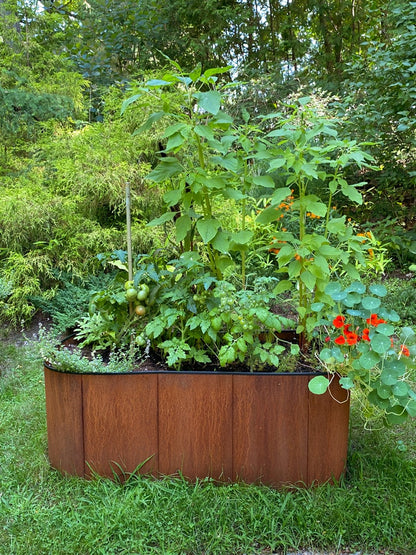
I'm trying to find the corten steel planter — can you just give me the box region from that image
[44,364,350,487]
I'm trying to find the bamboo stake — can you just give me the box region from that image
[125,182,133,282]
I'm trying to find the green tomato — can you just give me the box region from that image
[140,283,150,295]
[135,334,146,347]
[124,280,134,290]
[125,288,138,302]
[136,288,148,301]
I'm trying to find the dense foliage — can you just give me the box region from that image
[0,0,415,324]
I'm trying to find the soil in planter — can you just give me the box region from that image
[54,335,320,375]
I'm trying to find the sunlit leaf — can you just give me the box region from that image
[308,375,329,395]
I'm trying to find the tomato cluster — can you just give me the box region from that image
[124,281,149,316]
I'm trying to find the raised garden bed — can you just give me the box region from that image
[44,364,350,487]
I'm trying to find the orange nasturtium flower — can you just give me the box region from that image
[366,314,386,327]
[345,332,359,345]
[362,328,370,342]
[400,345,410,357]
[335,335,346,345]
[333,315,346,328]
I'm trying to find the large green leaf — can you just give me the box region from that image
[163,123,189,137]
[270,187,293,205]
[300,270,316,291]
[256,206,280,224]
[120,93,141,115]
[252,175,275,188]
[202,66,233,78]
[194,124,215,141]
[147,211,177,227]
[147,159,183,182]
[163,189,182,207]
[175,215,192,242]
[189,63,202,82]
[212,155,239,172]
[268,158,286,169]
[196,219,221,243]
[295,196,327,218]
[195,90,221,115]
[132,111,166,135]
[326,217,347,234]
[341,182,363,205]
[230,229,253,245]
[145,79,172,87]
[229,230,254,251]
[165,133,186,151]
[212,231,231,253]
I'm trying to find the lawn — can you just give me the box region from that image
[0,327,415,555]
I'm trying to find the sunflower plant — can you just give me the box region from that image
[255,98,378,351]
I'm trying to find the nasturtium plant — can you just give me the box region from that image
[309,282,416,425]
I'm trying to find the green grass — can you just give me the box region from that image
[0,334,416,555]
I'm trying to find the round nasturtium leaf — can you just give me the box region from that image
[358,351,380,370]
[362,296,381,310]
[370,334,391,354]
[376,323,395,336]
[319,348,333,362]
[311,302,325,312]
[345,281,366,294]
[367,390,390,409]
[325,282,342,296]
[369,283,387,297]
[332,291,347,302]
[392,382,409,397]
[377,383,392,399]
[339,377,354,390]
[386,406,407,425]
[384,359,406,376]
[344,293,361,307]
[400,327,416,342]
[406,400,416,417]
[346,309,366,317]
[308,375,330,395]
[380,369,400,386]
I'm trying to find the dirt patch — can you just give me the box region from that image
[0,311,52,346]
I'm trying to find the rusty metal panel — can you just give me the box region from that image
[44,366,85,476]
[82,373,158,478]
[158,373,233,481]
[307,374,350,485]
[232,374,310,486]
